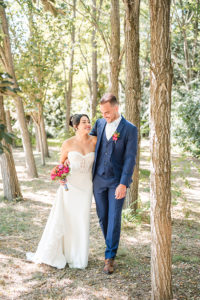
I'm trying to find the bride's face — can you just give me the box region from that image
[77,116,91,133]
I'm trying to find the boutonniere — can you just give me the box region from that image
[112,131,120,143]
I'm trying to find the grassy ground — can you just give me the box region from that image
[0,139,200,300]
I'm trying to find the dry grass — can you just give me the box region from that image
[0,139,200,300]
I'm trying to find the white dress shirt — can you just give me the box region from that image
[105,115,122,141]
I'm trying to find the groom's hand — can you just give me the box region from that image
[115,184,127,199]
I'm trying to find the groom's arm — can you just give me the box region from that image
[90,120,98,136]
[120,125,138,187]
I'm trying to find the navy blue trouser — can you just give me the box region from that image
[93,174,125,259]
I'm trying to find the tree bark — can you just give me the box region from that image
[40,107,50,157]
[5,110,12,133]
[5,109,16,147]
[65,0,76,131]
[31,105,45,166]
[124,0,141,211]
[0,5,38,178]
[192,0,200,79]
[37,123,45,166]
[109,0,120,99]
[34,121,41,152]
[91,0,98,121]
[149,0,173,299]
[0,96,22,201]
[27,5,50,158]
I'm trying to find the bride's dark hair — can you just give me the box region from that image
[69,114,90,128]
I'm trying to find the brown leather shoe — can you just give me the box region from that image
[103,258,115,274]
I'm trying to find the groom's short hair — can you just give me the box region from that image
[100,93,119,106]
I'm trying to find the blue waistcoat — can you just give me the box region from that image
[95,129,115,178]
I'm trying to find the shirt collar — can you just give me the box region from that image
[107,115,122,127]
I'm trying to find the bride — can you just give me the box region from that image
[26,114,97,269]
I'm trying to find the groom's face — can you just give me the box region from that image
[100,102,119,123]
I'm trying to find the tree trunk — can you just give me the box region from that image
[31,108,45,166]
[149,0,173,299]
[65,0,76,131]
[123,0,141,211]
[27,6,49,158]
[0,5,38,178]
[5,109,16,148]
[109,0,120,99]
[15,96,38,177]
[40,107,50,157]
[0,96,22,201]
[192,0,199,75]
[34,121,41,152]
[5,110,12,132]
[36,123,45,166]
[192,0,199,79]
[91,0,98,121]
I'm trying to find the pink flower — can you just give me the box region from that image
[112,131,120,142]
[51,174,56,180]
[50,163,70,181]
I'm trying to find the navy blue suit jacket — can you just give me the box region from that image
[90,116,138,187]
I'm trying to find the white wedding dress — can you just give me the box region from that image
[26,151,95,269]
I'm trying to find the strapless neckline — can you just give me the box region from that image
[68,151,95,157]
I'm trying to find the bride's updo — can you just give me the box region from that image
[69,114,90,130]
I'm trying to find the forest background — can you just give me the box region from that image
[1,0,200,159]
[0,0,200,299]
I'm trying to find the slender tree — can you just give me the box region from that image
[65,0,76,131]
[91,0,98,120]
[0,4,38,178]
[149,0,173,299]
[109,0,120,99]
[124,0,141,210]
[31,105,45,166]
[0,96,22,201]
[26,5,50,161]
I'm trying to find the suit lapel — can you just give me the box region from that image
[109,116,126,152]
[95,116,126,155]
[116,115,126,134]
[95,119,106,154]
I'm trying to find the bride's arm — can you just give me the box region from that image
[59,141,70,186]
[60,140,69,164]
[91,136,97,150]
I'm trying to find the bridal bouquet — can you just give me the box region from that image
[51,164,70,191]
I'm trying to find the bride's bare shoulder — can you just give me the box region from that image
[61,136,75,149]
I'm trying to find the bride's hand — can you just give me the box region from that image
[59,159,69,185]
[64,158,70,166]
[115,184,126,199]
[59,180,67,186]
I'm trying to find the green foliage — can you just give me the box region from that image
[140,168,150,179]
[0,123,16,154]
[172,255,200,264]
[4,0,199,157]
[170,1,200,157]
[122,200,150,225]
[44,96,66,136]
[172,89,200,157]
[0,72,20,96]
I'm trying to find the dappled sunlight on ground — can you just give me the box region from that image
[0,141,200,299]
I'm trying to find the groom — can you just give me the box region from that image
[90,93,138,274]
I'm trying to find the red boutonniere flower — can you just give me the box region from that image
[112,131,120,143]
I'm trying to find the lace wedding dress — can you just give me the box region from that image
[26,151,95,269]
